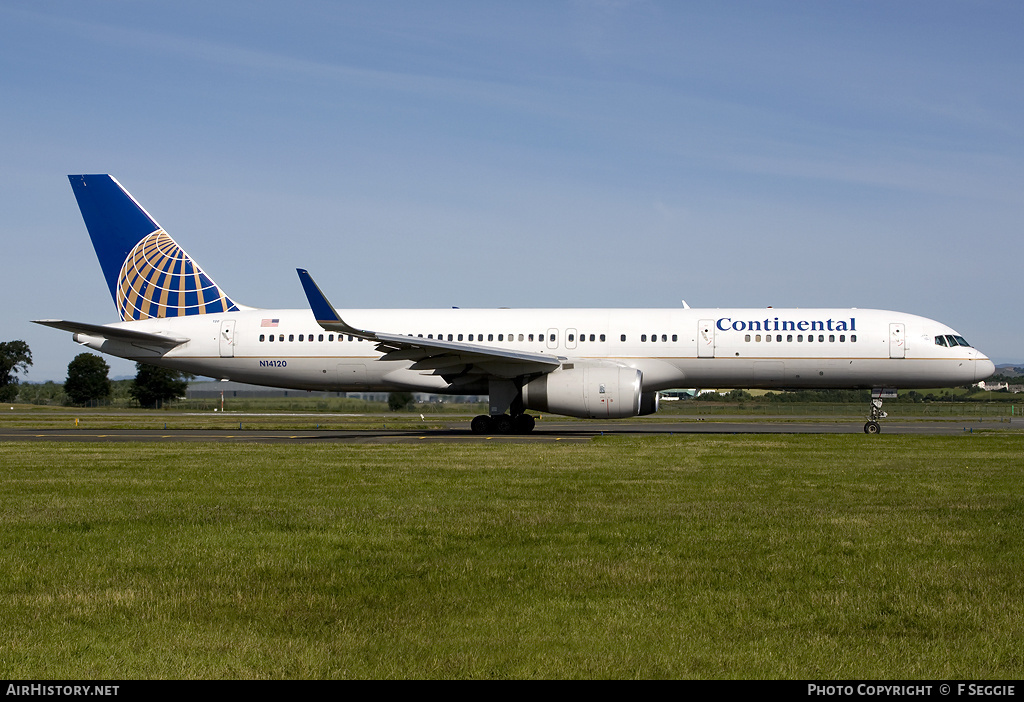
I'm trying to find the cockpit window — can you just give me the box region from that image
[942,334,971,348]
[934,335,948,347]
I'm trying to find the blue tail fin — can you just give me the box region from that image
[68,175,240,321]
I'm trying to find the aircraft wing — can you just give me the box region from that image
[296,269,562,381]
[32,319,190,348]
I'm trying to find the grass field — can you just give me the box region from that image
[1,435,1021,679]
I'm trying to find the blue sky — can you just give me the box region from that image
[2,0,1022,381]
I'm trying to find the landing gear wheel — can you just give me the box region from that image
[471,415,492,434]
[863,390,893,435]
[512,414,536,434]
[493,414,514,434]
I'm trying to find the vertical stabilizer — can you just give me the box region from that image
[68,175,240,321]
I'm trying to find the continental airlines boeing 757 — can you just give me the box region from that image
[36,175,995,434]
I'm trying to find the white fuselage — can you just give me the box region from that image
[74,306,994,394]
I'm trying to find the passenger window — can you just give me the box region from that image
[755,334,761,342]
[259,334,265,342]
[787,335,793,342]
[528,334,534,342]
[518,334,524,342]
[498,334,503,341]
[568,334,575,342]
[298,334,304,342]
[829,335,835,342]
[458,334,464,341]
[641,334,647,342]
[744,334,750,342]
[489,334,494,341]
[620,334,626,342]
[671,334,677,342]
[797,335,803,342]
[269,335,274,342]
[851,335,857,342]
[288,334,294,342]
[468,334,474,341]
[839,335,845,342]
[601,334,606,342]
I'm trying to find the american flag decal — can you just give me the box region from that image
[261,318,280,327]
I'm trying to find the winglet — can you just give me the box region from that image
[296,269,374,338]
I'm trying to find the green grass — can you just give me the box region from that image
[1,436,1022,678]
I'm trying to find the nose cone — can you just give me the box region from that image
[975,356,996,382]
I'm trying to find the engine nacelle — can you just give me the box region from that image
[639,390,660,416]
[521,363,643,419]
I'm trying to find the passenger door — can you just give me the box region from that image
[889,323,905,359]
[218,320,236,358]
[697,319,715,358]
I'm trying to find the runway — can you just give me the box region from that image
[0,418,1016,444]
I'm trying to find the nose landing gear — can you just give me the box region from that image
[864,388,897,434]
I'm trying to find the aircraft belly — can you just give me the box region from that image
[667,357,979,390]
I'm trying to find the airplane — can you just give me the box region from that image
[35,174,995,434]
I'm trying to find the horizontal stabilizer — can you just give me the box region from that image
[32,319,189,347]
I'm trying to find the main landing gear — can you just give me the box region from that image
[471,413,536,435]
[472,378,537,434]
[864,388,897,434]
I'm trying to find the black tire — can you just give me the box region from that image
[864,421,881,434]
[494,415,514,434]
[513,414,536,434]
[471,415,492,434]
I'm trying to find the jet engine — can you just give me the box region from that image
[521,363,646,419]
[639,390,660,416]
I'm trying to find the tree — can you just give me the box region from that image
[388,391,414,412]
[0,340,32,402]
[130,363,192,408]
[14,381,66,406]
[64,353,112,406]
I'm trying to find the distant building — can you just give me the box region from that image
[185,380,481,403]
[976,380,1023,393]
